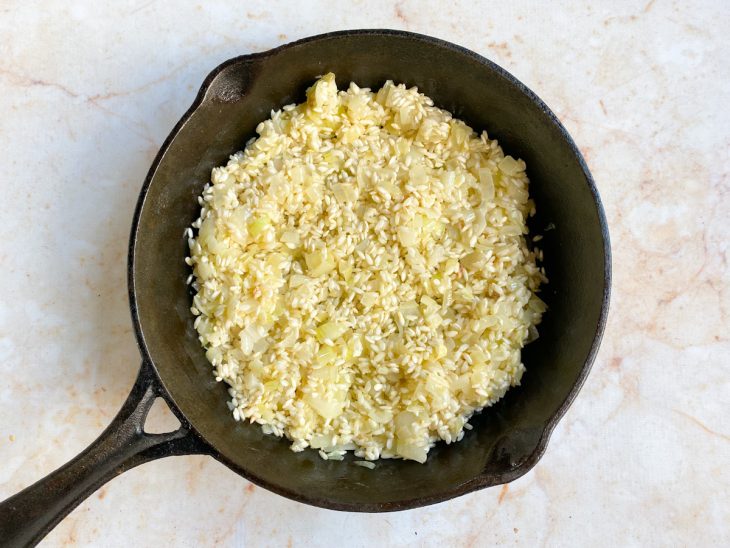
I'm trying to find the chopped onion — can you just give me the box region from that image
[478,168,495,204]
[461,251,486,271]
[397,226,418,247]
[398,300,420,321]
[305,392,345,420]
[360,292,379,308]
[338,259,353,281]
[315,321,349,343]
[305,250,336,277]
[332,183,358,203]
[409,164,428,187]
[280,230,300,246]
[247,214,270,238]
[498,155,524,176]
[228,207,249,243]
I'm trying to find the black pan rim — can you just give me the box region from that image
[127,28,611,512]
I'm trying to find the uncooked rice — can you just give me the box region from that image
[186,73,546,463]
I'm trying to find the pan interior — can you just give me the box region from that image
[131,31,608,510]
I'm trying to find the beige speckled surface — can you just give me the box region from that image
[0,1,728,546]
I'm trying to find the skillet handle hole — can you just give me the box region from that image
[143,397,182,434]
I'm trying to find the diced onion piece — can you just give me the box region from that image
[304,184,322,203]
[395,411,418,439]
[422,218,445,239]
[239,324,266,356]
[529,295,548,315]
[397,226,418,247]
[323,151,342,168]
[228,207,249,242]
[472,211,487,237]
[498,155,524,176]
[310,364,338,382]
[196,260,214,280]
[316,321,349,343]
[338,259,353,281]
[461,251,486,271]
[450,122,471,146]
[345,92,369,119]
[247,214,270,238]
[265,252,286,272]
[263,379,280,392]
[205,347,221,365]
[278,326,299,348]
[347,333,364,359]
[471,362,493,387]
[420,295,440,315]
[370,407,392,424]
[377,177,398,197]
[280,230,300,246]
[305,391,345,420]
[360,292,379,308]
[199,216,224,253]
[469,347,489,366]
[396,442,428,463]
[253,337,270,354]
[478,168,495,204]
[398,105,417,129]
[425,313,442,329]
[340,125,360,144]
[290,164,306,185]
[469,318,491,336]
[451,373,472,394]
[398,300,420,320]
[305,250,336,277]
[332,183,358,203]
[444,259,459,275]
[409,164,428,186]
[307,72,338,112]
[310,433,334,450]
[289,274,309,288]
[394,411,428,462]
[425,373,450,410]
[356,164,369,188]
[315,345,338,365]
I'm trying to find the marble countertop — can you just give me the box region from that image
[1,1,727,546]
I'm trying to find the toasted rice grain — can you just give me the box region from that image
[187,73,546,463]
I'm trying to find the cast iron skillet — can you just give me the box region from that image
[0,29,610,546]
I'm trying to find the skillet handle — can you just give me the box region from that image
[0,360,209,547]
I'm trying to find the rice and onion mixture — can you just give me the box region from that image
[186,73,546,463]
